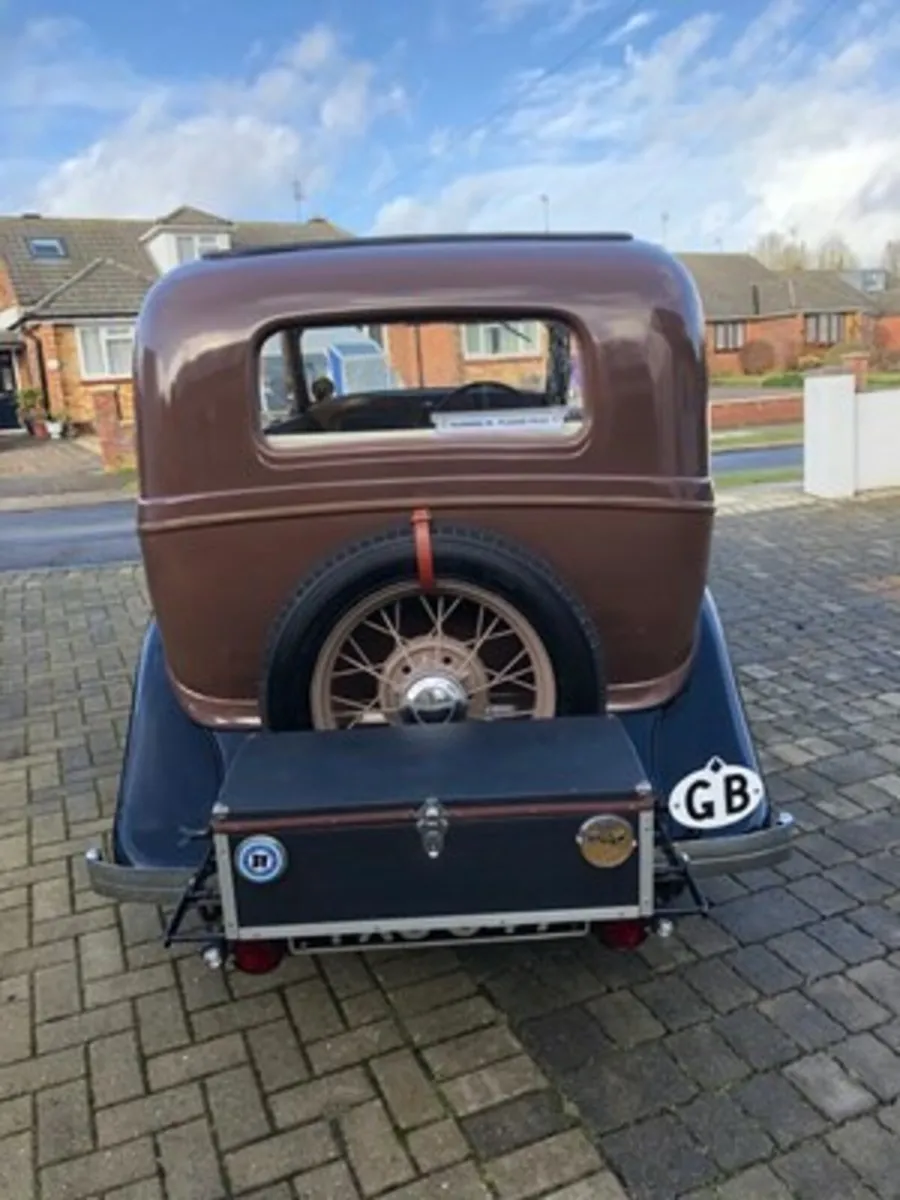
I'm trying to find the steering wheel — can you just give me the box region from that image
[432,380,522,412]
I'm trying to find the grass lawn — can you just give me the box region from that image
[710,373,765,386]
[712,423,802,449]
[713,466,802,489]
[867,373,900,390]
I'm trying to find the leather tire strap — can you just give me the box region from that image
[410,508,436,591]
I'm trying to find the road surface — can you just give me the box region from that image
[709,385,800,402]
[0,500,139,571]
[0,445,803,571]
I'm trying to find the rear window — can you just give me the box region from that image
[258,316,585,444]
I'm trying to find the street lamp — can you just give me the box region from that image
[540,194,550,233]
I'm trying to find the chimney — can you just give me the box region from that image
[751,284,761,315]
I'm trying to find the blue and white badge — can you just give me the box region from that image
[234,835,288,884]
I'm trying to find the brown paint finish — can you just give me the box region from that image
[133,234,713,727]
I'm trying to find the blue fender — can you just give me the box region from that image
[112,622,248,871]
[111,588,770,871]
[619,588,769,840]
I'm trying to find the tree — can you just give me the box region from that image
[815,234,858,270]
[752,230,810,271]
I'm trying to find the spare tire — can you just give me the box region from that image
[261,522,606,731]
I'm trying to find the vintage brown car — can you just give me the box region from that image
[86,233,794,972]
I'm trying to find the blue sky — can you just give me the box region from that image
[2,0,900,258]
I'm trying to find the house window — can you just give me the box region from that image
[27,236,68,260]
[462,321,541,358]
[76,324,135,379]
[175,233,224,264]
[712,322,746,352]
[804,313,845,346]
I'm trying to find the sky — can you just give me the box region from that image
[2,0,899,260]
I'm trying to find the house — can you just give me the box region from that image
[677,254,874,375]
[0,206,348,434]
[871,287,900,353]
[385,319,549,393]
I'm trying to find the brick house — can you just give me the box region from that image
[0,206,348,434]
[384,319,550,391]
[872,287,900,352]
[677,254,875,375]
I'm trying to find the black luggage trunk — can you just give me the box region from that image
[211,715,655,942]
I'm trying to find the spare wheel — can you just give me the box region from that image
[261,522,606,731]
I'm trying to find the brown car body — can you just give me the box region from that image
[133,233,713,729]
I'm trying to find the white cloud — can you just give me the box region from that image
[3,17,150,114]
[2,20,405,219]
[373,0,900,262]
[605,11,656,45]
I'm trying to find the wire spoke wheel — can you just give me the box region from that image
[309,580,557,730]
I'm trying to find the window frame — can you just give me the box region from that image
[75,322,136,381]
[27,236,68,260]
[175,233,225,264]
[804,312,845,347]
[712,321,746,352]
[461,320,542,360]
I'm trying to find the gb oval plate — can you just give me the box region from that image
[668,757,764,832]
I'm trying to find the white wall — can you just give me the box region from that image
[857,388,900,492]
[804,373,900,498]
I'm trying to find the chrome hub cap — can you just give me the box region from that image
[399,672,470,724]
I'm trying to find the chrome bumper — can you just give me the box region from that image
[85,811,795,906]
[656,810,796,879]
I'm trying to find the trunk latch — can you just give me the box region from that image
[416,797,449,859]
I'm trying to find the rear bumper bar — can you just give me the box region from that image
[85,810,795,906]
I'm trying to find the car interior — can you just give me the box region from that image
[261,318,579,438]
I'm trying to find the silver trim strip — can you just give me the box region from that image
[233,904,646,941]
[638,808,654,915]
[214,831,240,941]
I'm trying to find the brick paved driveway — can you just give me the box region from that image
[0,495,898,1200]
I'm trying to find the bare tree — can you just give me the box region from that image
[752,230,810,270]
[815,234,858,270]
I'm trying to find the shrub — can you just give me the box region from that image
[869,344,900,371]
[739,339,776,374]
[797,354,824,371]
[822,340,867,365]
